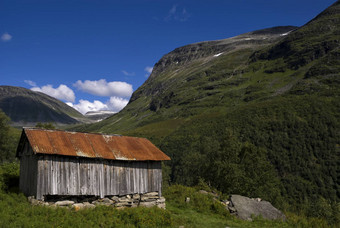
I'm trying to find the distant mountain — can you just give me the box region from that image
[71,2,339,212]
[0,86,87,126]
[85,110,116,122]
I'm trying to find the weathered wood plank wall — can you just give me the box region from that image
[19,142,38,197]
[35,154,162,200]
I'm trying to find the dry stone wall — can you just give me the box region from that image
[28,192,166,210]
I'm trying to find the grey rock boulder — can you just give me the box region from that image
[230,195,286,221]
[54,200,75,206]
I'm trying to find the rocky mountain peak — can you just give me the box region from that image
[149,26,297,80]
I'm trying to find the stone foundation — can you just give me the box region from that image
[28,192,166,210]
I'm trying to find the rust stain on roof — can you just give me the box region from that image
[20,128,170,161]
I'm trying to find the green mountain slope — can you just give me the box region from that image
[0,86,87,126]
[72,1,340,213]
[77,25,298,133]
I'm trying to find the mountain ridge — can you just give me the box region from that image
[0,86,88,126]
[80,25,298,133]
[144,26,297,93]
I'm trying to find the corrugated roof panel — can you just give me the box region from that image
[106,136,151,160]
[86,133,117,160]
[25,130,54,154]
[23,128,170,161]
[68,132,97,158]
[47,131,75,156]
[139,138,170,160]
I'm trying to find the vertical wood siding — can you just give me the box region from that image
[35,155,162,200]
[19,142,38,197]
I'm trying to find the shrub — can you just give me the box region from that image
[164,184,229,217]
[0,162,20,192]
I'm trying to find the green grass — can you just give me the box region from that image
[122,118,186,144]
[168,204,229,228]
[0,190,173,228]
[168,204,328,228]
[0,164,334,228]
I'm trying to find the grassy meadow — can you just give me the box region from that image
[0,162,338,228]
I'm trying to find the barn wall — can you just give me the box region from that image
[36,155,162,200]
[19,142,38,197]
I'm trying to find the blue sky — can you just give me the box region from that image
[0,0,336,114]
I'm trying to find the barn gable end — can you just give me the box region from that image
[16,128,170,200]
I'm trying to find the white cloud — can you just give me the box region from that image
[70,99,108,115]
[69,96,129,114]
[121,70,135,76]
[144,66,154,78]
[66,102,73,107]
[165,4,190,22]
[1,33,12,42]
[144,66,153,74]
[73,79,133,97]
[31,84,75,102]
[107,96,129,112]
[24,80,37,87]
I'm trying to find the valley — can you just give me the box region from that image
[0,1,339,227]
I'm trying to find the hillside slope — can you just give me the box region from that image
[78,25,298,133]
[0,86,87,126]
[72,1,340,212]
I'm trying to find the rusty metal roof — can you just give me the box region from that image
[17,128,170,161]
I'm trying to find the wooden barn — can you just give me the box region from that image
[16,128,170,200]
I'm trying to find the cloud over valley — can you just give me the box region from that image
[31,84,75,103]
[74,79,133,97]
[29,79,133,115]
[66,96,129,115]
